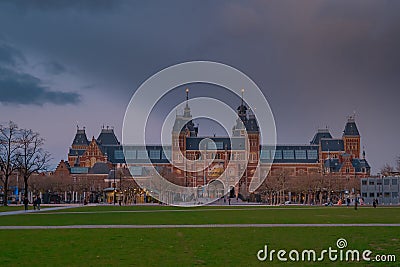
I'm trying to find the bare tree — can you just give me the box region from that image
[380,163,394,176]
[16,129,51,198]
[0,121,21,206]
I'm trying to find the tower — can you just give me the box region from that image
[232,89,260,197]
[342,115,361,158]
[68,126,89,167]
[232,89,260,160]
[171,89,198,164]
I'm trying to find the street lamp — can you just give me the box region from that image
[113,166,116,205]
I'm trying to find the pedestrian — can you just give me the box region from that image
[36,196,41,210]
[228,197,231,205]
[346,197,350,207]
[33,197,37,210]
[373,199,377,208]
[23,197,29,211]
[354,197,358,210]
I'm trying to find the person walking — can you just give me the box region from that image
[354,197,358,210]
[23,197,29,211]
[36,196,41,210]
[373,199,377,208]
[33,197,37,210]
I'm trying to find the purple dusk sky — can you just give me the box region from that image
[0,1,399,173]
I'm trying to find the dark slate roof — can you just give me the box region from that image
[237,104,248,112]
[97,128,120,146]
[320,139,344,151]
[352,159,371,172]
[343,119,360,136]
[324,158,342,172]
[89,162,111,174]
[172,117,198,136]
[72,129,89,146]
[186,137,245,151]
[69,148,86,156]
[102,145,125,164]
[310,129,332,145]
[244,114,259,133]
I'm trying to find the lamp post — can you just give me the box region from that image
[119,170,122,205]
[113,166,116,205]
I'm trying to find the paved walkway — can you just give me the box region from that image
[0,223,399,229]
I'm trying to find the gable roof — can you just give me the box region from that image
[310,129,332,145]
[97,128,120,146]
[320,139,344,152]
[324,158,342,172]
[72,129,89,146]
[89,162,111,174]
[343,117,360,136]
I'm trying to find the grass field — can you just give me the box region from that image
[0,205,25,212]
[0,205,399,266]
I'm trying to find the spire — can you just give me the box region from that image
[237,88,247,120]
[183,88,191,118]
[241,88,244,107]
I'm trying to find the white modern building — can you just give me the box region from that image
[361,177,400,205]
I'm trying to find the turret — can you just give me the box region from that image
[342,115,361,158]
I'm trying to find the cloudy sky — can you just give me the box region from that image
[0,0,399,173]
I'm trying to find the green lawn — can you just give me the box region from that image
[0,227,398,266]
[0,206,398,266]
[0,206,399,226]
[0,205,24,212]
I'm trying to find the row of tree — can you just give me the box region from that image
[256,171,360,205]
[380,156,400,176]
[0,121,50,206]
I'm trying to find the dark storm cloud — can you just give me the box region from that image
[0,42,25,67]
[0,0,399,170]
[0,67,80,105]
[42,61,67,75]
[5,0,121,12]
